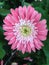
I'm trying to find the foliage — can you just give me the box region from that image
[0,0,49,65]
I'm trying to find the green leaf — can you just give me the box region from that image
[0,47,6,59]
[46,0,49,9]
[0,26,7,46]
[24,2,31,6]
[43,35,49,65]
[18,51,30,58]
[27,63,31,65]
[0,2,4,8]
[35,7,47,18]
[0,26,3,33]
[0,26,6,59]
[0,8,10,16]
[0,26,4,41]
[46,15,49,30]
[30,50,46,65]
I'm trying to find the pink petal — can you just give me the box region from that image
[40,19,47,24]
[4,32,14,36]
[18,6,25,19]
[10,8,18,17]
[37,39,44,46]
[32,47,36,52]
[17,41,21,49]
[25,5,34,20]
[38,30,48,36]
[22,44,26,54]
[15,8,19,15]
[37,35,47,41]
[11,40,18,50]
[23,6,27,19]
[29,42,36,52]
[4,29,13,32]
[31,10,38,20]
[37,22,47,31]
[27,43,31,53]
[1,60,3,65]
[5,35,14,40]
[34,39,41,50]
[10,9,19,23]
[37,22,47,28]
[8,36,16,45]
[5,14,15,25]
[34,13,41,22]
[3,19,12,26]
[3,25,13,30]
[18,43,24,51]
[29,42,34,48]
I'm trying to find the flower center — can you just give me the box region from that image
[20,25,31,37]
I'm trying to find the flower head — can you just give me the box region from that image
[3,6,48,54]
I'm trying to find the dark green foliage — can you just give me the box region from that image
[0,0,49,65]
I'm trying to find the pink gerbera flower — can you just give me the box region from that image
[3,6,48,54]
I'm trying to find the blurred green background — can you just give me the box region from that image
[0,0,49,65]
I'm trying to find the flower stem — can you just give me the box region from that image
[4,50,17,65]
